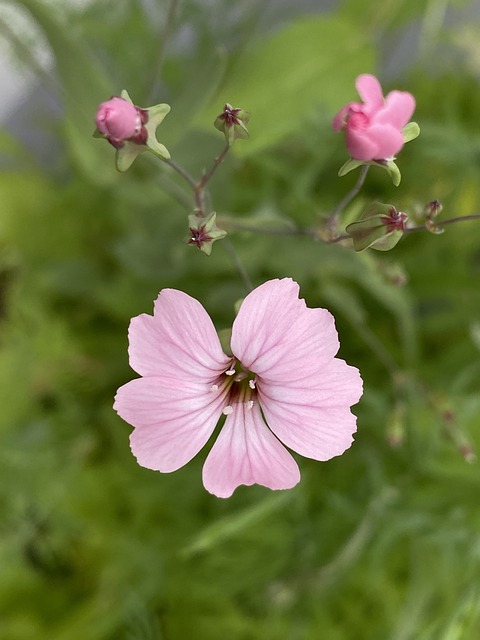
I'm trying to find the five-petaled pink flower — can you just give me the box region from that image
[332,74,415,161]
[114,279,363,498]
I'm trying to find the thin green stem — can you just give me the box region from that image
[163,158,197,190]
[195,144,231,214]
[222,238,253,292]
[327,164,370,231]
[404,213,480,233]
[164,158,203,211]
[218,216,317,238]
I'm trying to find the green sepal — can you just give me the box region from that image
[115,142,144,173]
[187,212,227,255]
[402,121,420,144]
[346,202,407,251]
[144,103,171,160]
[384,159,401,186]
[338,158,364,177]
[338,157,401,186]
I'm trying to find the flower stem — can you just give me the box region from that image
[404,213,480,233]
[195,143,231,214]
[326,164,370,232]
[163,158,197,191]
[148,0,180,102]
[222,238,253,292]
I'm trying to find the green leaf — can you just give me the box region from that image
[196,15,375,155]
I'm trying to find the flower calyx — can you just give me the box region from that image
[346,202,408,251]
[214,103,250,145]
[94,90,171,171]
[187,212,227,255]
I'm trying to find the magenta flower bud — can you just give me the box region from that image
[95,97,147,149]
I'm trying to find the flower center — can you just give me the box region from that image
[211,360,257,415]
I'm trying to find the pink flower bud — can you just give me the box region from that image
[333,74,416,162]
[95,97,145,148]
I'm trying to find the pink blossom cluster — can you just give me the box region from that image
[114,279,362,498]
[333,74,415,161]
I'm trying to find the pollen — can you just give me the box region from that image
[223,405,233,415]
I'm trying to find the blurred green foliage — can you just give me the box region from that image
[0,0,479,638]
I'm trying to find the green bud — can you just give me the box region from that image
[346,202,408,251]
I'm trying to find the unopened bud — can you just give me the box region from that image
[426,200,442,218]
[94,90,170,171]
[95,97,147,148]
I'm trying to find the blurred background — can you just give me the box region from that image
[0,0,479,638]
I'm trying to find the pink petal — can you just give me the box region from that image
[345,127,379,161]
[363,123,405,159]
[231,279,340,383]
[114,376,226,472]
[202,401,300,498]
[259,358,363,461]
[355,74,384,112]
[375,91,415,129]
[332,104,352,131]
[128,289,230,381]
[96,97,139,140]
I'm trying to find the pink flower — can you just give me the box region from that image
[114,279,363,498]
[332,74,415,161]
[95,96,147,148]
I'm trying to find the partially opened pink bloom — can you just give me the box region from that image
[114,279,363,498]
[332,74,415,161]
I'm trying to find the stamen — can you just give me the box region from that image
[225,368,236,376]
[223,405,233,415]
[210,384,219,392]
[249,379,256,390]
[247,400,254,410]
